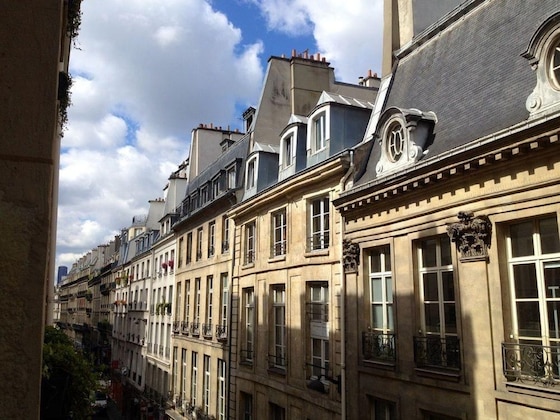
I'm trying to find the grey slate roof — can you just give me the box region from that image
[356,0,560,185]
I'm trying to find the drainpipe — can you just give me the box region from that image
[339,150,354,420]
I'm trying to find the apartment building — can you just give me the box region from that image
[335,1,560,418]
[228,56,379,420]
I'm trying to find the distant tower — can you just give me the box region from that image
[56,266,68,285]
[382,0,463,75]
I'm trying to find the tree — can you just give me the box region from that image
[41,326,96,419]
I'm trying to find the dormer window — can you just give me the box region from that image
[387,122,405,162]
[375,107,436,177]
[246,157,257,190]
[549,37,560,89]
[280,128,297,169]
[227,165,236,189]
[522,13,560,112]
[313,112,327,152]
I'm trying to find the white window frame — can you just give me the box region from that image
[208,221,216,257]
[369,246,393,334]
[308,282,329,379]
[203,355,210,414]
[271,285,286,369]
[418,236,456,338]
[244,288,255,362]
[272,208,287,257]
[220,273,229,328]
[309,196,330,251]
[181,349,188,404]
[308,111,328,153]
[227,165,236,189]
[246,156,257,190]
[206,276,213,328]
[191,352,198,406]
[217,359,226,420]
[281,129,296,168]
[245,221,256,264]
[507,216,560,346]
[196,227,203,261]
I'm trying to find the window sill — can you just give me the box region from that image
[363,359,396,370]
[267,367,287,376]
[268,255,286,263]
[414,367,461,382]
[241,262,255,270]
[304,249,330,258]
[504,381,560,400]
[239,360,253,367]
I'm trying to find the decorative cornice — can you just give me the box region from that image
[336,127,559,214]
[343,239,360,273]
[447,211,492,262]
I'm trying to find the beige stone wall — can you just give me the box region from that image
[230,158,349,419]
[0,1,67,417]
[340,127,560,419]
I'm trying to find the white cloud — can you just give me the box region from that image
[248,0,384,81]
[56,0,384,273]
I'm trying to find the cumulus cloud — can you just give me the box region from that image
[56,0,384,273]
[247,0,384,81]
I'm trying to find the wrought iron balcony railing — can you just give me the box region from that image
[502,342,560,386]
[240,348,253,363]
[362,331,396,363]
[172,321,180,334]
[268,353,287,370]
[307,233,330,252]
[190,322,200,336]
[245,250,255,265]
[215,324,227,341]
[202,323,213,338]
[271,242,286,257]
[414,335,461,370]
[181,321,189,335]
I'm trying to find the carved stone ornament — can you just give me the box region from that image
[447,211,492,261]
[343,240,360,273]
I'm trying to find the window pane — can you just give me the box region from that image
[540,217,560,254]
[516,301,541,337]
[423,273,438,301]
[444,303,457,334]
[386,304,394,331]
[371,278,382,302]
[544,262,560,298]
[424,303,440,333]
[421,239,437,267]
[370,252,382,272]
[442,272,455,301]
[547,301,560,339]
[513,264,538,298]
[385,277,393,303]
[440,236,452,266]
[510,221,534,257]
[372,305,383,329]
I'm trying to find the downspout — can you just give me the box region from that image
[226,219,237,420]
[338,150,354,420]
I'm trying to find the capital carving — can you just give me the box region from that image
[447,211,492,261]
[343,240,360,273]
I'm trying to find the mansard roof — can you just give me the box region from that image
[355,0,560,186]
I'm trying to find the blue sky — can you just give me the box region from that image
[56,0,384,270]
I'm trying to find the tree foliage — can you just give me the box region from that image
[41,326,96,419]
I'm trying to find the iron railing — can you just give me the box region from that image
[271,242,286,257]
[181,321,189,335]
[362,331,396,363]
[413,335,460,370]
[215,324,227,341]
[268,353,287,370]
[502,342,560,386]
[240,349,253,363]
[307,233,329,252]
[190,322,200,336]
[202,323,213,338]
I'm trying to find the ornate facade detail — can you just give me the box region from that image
[343,239,360,273]
[447,211,492,261]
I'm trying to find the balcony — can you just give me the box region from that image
[502,342,560,387]
[268,353,287,371]
[202,323,213,338]
[271,242,286,258]
[221,240,229,253]
[172,321,180,334]
[413,335,461,370]
[240,349,253,364]
[190,322,200,336]
[307,233,329,252]
[244,250,255,265]
[215,324,227,342]
[181,321,189,335]
[362,331,396,364]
